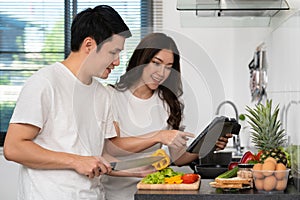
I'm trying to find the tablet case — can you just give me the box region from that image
[186,116,241,158]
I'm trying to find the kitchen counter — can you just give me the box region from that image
[135,179,300,200]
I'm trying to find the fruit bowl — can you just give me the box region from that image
[252,169,290,193]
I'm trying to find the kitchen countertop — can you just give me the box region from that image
[135,179,300,200]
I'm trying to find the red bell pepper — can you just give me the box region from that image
[255,150,264,161]
[240,151,257,164]
[228,161,239,170]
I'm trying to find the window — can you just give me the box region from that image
[0,0,163,146]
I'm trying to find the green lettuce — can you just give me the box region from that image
[141,167,184,184]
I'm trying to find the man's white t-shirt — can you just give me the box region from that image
[102,87,169,200]
[10,62,116,200]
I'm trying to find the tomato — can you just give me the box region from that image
[240,151,257,164]
[181,174,199,184]
[228,161,239,170]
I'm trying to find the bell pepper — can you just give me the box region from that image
[164,175,183,184]
[255,150,264,161]
[151,149,171,170]
[228,161,239,170]
[240,151,257,164]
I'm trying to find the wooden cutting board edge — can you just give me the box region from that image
[137,177,201,190]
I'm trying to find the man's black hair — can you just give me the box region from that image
[71,5,131,52]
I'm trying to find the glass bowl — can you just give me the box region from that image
[251,169,290,193]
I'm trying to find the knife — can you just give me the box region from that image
[110,156,164,171]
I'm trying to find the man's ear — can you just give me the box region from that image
[82,37,96,53]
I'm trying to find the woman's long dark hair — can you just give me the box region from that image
[115,33,184,130]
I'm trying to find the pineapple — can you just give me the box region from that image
[245,99,289,166]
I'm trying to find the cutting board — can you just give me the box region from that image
[137,177,201,190]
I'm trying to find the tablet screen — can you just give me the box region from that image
[186,116,240,158]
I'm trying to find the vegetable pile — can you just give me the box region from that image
[142,168,183,184]
[141,167,199,184]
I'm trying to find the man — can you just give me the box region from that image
[4,5,131,199]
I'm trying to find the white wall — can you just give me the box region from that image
[162,0,300,148]
[163,1,270,148]
[265,10,300,145]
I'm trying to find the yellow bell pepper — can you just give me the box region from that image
[151,149,171,170]
[164,175,183,184]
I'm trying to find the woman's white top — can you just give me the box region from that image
[102,87,169,200]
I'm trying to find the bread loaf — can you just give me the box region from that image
[210,177,253,189]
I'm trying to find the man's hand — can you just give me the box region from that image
[72,155,112,179]
[215,133,233,151]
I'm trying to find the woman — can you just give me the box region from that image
[102,33,231,200]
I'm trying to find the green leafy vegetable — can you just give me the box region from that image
[141,167,184,184]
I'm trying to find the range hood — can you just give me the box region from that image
[177,0,290,17]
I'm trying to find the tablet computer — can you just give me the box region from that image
[186,116,241,157]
